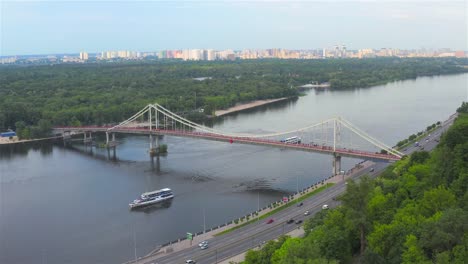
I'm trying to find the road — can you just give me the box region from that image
[137,113,458,264]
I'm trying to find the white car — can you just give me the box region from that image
[304,210,310,216]
[198,241,208,247]
[186,260,196,264]
[322,204,329,210]
[200,244,208,250]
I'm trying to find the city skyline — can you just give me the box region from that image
[1,1,467,56]
[2,46,466,64]
[1,45,466,57]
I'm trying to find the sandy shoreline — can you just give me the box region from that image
[0,136,63,145]
[214,97,289,117]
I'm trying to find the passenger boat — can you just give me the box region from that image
[129,188,174,209]
[280,136,301,144]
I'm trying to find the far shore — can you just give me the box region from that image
[214,97,289,117]
[0,135,63,145]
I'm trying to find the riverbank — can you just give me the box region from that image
[214,97,289,117]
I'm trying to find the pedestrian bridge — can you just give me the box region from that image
[54,103,403,174]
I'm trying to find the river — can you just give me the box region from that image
[0,73,467,264]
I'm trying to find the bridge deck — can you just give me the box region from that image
[54,126,400,161]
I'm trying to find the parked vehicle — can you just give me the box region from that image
[322,204,329,210]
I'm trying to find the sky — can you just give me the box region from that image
[0,0,467,56]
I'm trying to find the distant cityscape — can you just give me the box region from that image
[1,45,467,65]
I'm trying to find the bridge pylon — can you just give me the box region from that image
[148,104,160,156]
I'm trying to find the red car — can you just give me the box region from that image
[266,218,274,224]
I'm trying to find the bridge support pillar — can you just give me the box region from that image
[149,133,159,157]
[332,153,341,176]
[84,132,92,144]
[112,133,116,147]
[63,131,71,146]
[149,134,153,149]
[105,132,117,149]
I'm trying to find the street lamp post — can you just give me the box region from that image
[257,191,260,222]
[203,208,206,234]
[133,228,137,261]
[296,175,299,197]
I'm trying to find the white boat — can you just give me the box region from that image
[280,136,301,144]
[129,188,174,209]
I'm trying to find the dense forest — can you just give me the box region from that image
[1,58,467,137]
[242,103,468,264]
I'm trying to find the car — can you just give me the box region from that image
[286,219,294,224]
[304,210,310,216]
[198,241,208,247]
[200,245,208,250]
[322,204,329,210]
[266,218,274,224]
[425,138,429,142]
[297,202,303,207]
[295,220,303,224]
[186,260,196,264]
[369,168,374,172]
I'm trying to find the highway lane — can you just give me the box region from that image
[141,114,457,264]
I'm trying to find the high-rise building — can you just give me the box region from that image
[79,52,89,60]
[455,51,466,58]
[182,50,190,60]
[117,50,129,58]
[206,49,215,60]
[189,49,202,60]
